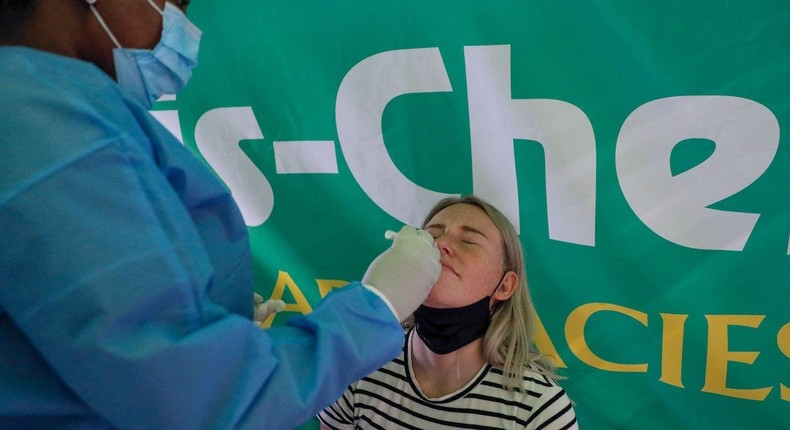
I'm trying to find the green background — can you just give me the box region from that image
[164,1,789,428]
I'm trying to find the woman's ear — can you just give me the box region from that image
[493,271,518,301]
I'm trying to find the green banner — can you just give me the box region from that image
[154,1,790,428]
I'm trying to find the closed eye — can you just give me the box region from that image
[423,225,443,240]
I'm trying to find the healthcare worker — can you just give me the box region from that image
[0,1,441,429]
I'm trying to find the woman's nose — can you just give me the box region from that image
[434,235,452,255]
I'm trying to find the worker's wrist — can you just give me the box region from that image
[361,283,400,322]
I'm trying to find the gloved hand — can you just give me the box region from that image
[362,225,441,321]
[253,293,286,327]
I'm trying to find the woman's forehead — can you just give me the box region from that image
[427,204,499,234]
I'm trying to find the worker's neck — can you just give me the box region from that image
[0,2,84,58]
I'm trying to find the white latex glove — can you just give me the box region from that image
[253,293,286,327]
[362,225,441,321]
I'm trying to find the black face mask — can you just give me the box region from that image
[413,296,492,355]
[413,277,504,355]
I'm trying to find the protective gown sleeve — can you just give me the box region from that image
[0,136,404,429]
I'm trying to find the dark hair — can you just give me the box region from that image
[0,0,41,38]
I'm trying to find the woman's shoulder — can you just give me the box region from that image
[489,361,562,387]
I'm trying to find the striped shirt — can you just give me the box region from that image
[319,330,578,430]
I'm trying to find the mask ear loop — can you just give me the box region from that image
[144,0,165,16]
[490,272,507,297]
[86,0,122,49]
[488,272,509,313]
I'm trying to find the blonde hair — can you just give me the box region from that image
[421,195,557,390]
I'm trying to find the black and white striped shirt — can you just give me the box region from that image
[319,330,578,430]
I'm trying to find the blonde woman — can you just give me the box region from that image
[319,195,578,429]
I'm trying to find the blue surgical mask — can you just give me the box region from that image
[88,0,202,108]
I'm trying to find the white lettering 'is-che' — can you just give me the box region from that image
[171,45,781,253]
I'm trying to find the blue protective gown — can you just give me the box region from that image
[0,46,403,430]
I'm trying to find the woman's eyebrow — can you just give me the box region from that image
[424,223,488,239]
